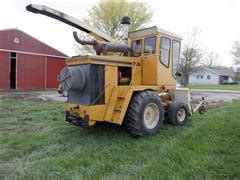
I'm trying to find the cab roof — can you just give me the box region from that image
[129,26,182,40]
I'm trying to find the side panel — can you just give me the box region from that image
[0,51,10,89]
[17,54,45,89]
[104,65,118,105]
[157,34,177,87]
[46,57,66,88]
[157,58,176,86]
[104,85,176,125]
[142,55,158,85]
[68,85,175,126]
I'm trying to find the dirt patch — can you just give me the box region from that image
[0,91,66,102]
[1,90,239,105]
[190,91,240,105]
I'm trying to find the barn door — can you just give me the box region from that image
[10,52,17,89]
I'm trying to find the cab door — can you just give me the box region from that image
[142,36,158,85]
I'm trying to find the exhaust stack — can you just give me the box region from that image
[121,16,131,44]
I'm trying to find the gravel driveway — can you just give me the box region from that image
[1,89,239,104]
[190,89,240,104]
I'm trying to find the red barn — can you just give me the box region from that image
[0,29,68,90]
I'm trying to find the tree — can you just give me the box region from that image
[75,0,152,54]
[179,48,202,85]
[231,40,240,66]
[178,28,202,85]
[203,51,218,68]
[87,0,152,39]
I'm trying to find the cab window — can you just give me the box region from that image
[160,37,171,67]
[131,39,142,57]
[144,37,156,54]
[172,40,181,78]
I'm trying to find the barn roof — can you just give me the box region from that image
[0,28,68,58]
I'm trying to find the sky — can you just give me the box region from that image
[0,0,239,67]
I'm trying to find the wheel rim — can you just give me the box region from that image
[177,108,186,122]
[143,103,160,129]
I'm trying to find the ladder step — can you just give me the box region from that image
[114,107,122,111]
[117,96,125,99]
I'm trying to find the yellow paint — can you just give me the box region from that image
[66,30,180,126]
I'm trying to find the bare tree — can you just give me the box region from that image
[231,40,240,66]
[178,28,202,85]
[203,51,218,68]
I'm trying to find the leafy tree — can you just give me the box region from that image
[86,0,152,39]
[75,0,152,54]
[231,40,240,66]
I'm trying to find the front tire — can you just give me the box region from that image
[125,91,164,137]
[167,102,189,126]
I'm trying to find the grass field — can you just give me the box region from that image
[1,97,240,179]
[187,84,240,91]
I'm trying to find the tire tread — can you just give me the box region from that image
[125,91,164,137]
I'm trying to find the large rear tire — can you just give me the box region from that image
[125,91,164,137]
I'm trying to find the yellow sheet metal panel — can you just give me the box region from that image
[77,104,106,121]
[104,86,120,121]
[66,84,176,126]
[91,55,134,67]
[66,55,142,67]
[66,55,91,66]
[157,34,177,86]
[104,85,175,125]
[117,87,134,124]
[104,66,118,103]
[157,60,176,86]
[142,54,158,85]
[130,58,142,85]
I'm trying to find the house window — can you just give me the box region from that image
[207,75,211,79]
[196,75,199,79]
[201,75,203,79]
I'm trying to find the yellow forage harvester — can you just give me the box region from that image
[26,4,207,137]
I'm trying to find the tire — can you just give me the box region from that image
[167,102,189,126]
[198,105,206,114]
[125,91,164,137]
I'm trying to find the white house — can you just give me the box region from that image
[189,67,235,85]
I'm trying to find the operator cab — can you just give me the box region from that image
[129,26,182,85]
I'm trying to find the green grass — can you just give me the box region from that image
[1,97,240,179]
[187,84,240,90]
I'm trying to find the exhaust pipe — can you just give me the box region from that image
[121,16,131,44]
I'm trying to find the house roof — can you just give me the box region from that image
[0,28,68,58]
[211,68,235,76]
[204,67,234,77]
